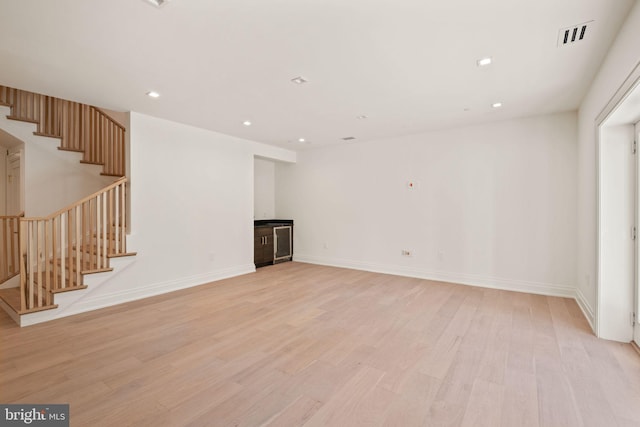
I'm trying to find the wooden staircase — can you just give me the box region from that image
[0,86,135,322]
[0,85,126,177]
[0,179,136,317]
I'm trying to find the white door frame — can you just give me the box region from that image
[635,122,640,345]
[596,61,640,341]
[6,150,22,215]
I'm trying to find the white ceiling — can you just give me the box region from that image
[0,0,635,149]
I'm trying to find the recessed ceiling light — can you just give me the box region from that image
[147,91,160,98]
[477,57,492,67]
[291,76,308,85]
[492,102,503,108]
[356,115,368,119]
[298,138,306,143]
[242,120,252,126]
[144,0,171,8]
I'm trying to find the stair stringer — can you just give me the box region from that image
[0,105,114,216]
[19,254,138,326]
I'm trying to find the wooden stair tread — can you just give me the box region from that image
[32,269,79,285]
[6,115,39,124]
[79,231,123,239]
[108,252,137,258]
[0,288,21,312]
[51,285,88,294]
[53,255,102,265]
[50,261,113,276]
[72,241,122,252]
[33,131,62,139]
[0,287,58,314]
[52,252,125,272]
[82,268,113,275]
[57,147,84,153]
[58,251,135,260]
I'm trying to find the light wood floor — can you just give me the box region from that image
[1,262,639,427]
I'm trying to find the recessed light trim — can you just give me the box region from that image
[298,138,306,143]
[356,115,368,119]
[477,57,492,67]
[147,91,160,98]
[492,102,503,108]
[242,120,252,126]
[291,76,308,85]
[144,0,171,8]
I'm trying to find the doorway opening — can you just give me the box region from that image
[597,64,640,344]
[0,129,24,216]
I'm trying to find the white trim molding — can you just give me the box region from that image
[294,254,575,298]
[574,287,595,332]
[20,263,256,327]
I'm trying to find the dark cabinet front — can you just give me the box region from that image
[254,226,275,267]
[254,220,293,268]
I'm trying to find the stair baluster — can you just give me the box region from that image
[0,179,131,314]
[0,85,125,177]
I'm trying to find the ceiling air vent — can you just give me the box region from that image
[342,137,356,141]
[144,0,171,8]
[557,21,593,47]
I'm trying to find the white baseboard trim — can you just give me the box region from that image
[70,263,256,313]
[574,287,595,332]
[294,254,575,298]
[20,264,256,326]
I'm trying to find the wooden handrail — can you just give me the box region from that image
[0,85,126,177]
[19,179,129,312]
[94,108,126,131]
[0,212,24,219]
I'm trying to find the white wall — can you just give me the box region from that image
[0,108,114,217]
[577,1,640,327]
[276,112,577,296]
[24,136,113,216]
[254,157,276,219]
[75,112,296,310]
